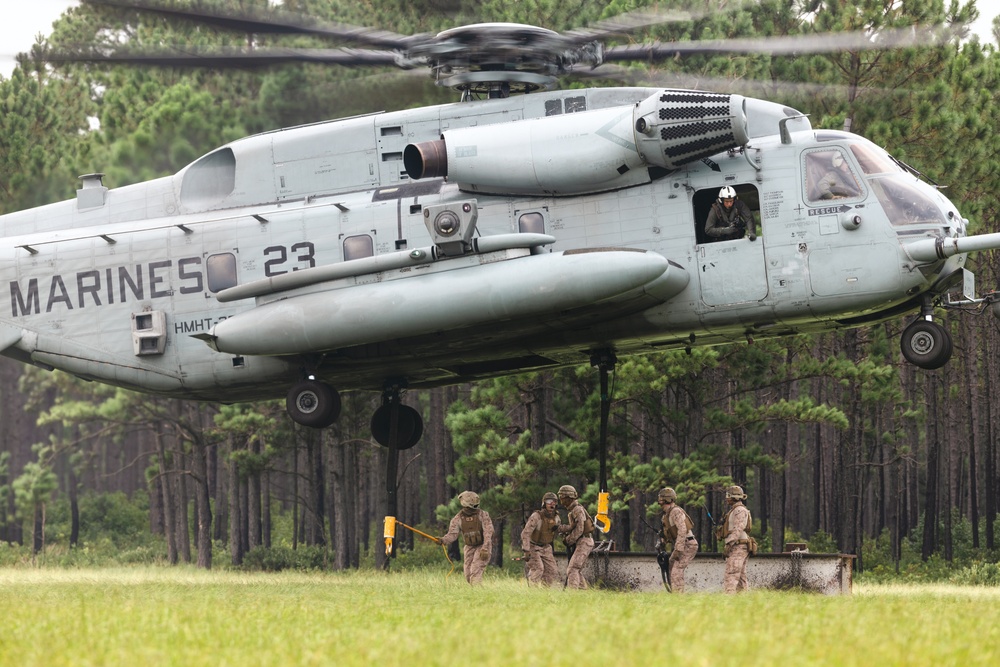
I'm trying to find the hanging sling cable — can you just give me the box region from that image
[590,350,617,534]
[383,515,456,577]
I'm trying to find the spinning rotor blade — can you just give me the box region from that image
[601,24,961,62]
[580,63,902,101]
[52,1,966,95]
[82,0,424,50]
[560,7,711,45]
[45,46,401,69]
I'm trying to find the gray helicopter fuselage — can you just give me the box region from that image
[0,87,969,401]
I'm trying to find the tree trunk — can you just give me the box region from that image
[248,437,262,551]
[921,386,940,561]
[986,331,997,550]
[32,504,43,555]
[263,467,272,549]
[176,448,192,564]
[68,464,79,548]
[311,430,326,546]
[192,440,213,570]
[228,435,244,566]
[964,321,980,549]
[156,427,178,565]
[211,443,225,542]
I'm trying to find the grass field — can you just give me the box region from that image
[0,567,997,667]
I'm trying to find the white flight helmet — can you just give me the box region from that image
[718,186,737,201]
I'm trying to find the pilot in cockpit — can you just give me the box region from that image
[815,152,862,200]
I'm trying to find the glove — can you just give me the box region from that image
[669,550,681,563]
[748,232,756,242]
[724,543,733,557]
[479,549,490,561]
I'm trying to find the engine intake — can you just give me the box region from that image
[633,90,749,169]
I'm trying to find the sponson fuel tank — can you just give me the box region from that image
[404,89,749,196]
[202,248,688,356]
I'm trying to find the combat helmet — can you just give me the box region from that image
[725,485,747,501]
[458,490,480,508]
[541,492,558,506]
[657,487,677,504]
[557,485,578,500]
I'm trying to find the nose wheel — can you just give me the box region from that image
[900,319,953,370]
[286,379,341,428]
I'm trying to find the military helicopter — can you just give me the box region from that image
[4,0,1000,449]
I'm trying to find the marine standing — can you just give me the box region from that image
[520,492,562,586]
[658,487,698,593]
[440,490,494,585]
[718,485,752,593]
[556,485,595,589]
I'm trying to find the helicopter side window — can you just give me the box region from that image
[518,211,546,234]
[180,148,236,206]
[693,184,761,245]
[206,253,238,293]
[804,150,863,202]
[343,234,374,261]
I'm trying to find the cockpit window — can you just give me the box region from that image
[868,174,948,227]
[804,149,863,202]
[849,143,906,176]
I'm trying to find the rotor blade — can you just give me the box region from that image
[601,24,962,61]
[560,7,706,45]
[81,0,424,50]
[577,63,904,100]
[45,46,403,69]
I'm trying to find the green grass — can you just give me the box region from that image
[0,568,998,667]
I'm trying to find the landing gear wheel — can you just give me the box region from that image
[286,380,341,428]
[370,404,424,449]
[900,320,953,370]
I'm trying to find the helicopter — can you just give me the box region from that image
[4,0,1000,449]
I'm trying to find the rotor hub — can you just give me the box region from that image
[404,23,596,94]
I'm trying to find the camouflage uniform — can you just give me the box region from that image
[661,502,698,594]
[561,499,595,589]
[520,500,561,586]
[720,488,752,594]
[440,493,494,585]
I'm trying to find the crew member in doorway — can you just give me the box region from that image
[705,186,756,241]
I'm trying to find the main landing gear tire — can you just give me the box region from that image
[900,320,953,370]
[286,380,341,428]
[370,404,424,450]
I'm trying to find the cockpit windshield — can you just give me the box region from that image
[849,143,906,176]
[868,174,948,227]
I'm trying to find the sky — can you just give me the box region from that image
[2,0,1000,79]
